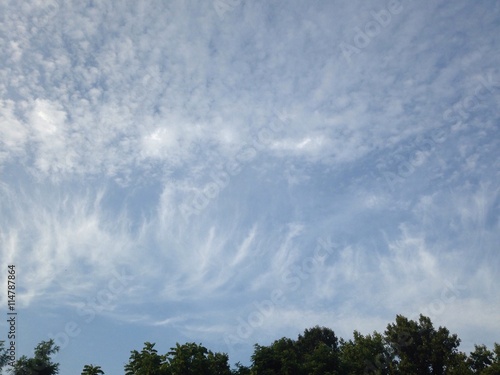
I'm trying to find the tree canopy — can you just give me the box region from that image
[1,315,498,375]
[81,364,105,375]
[7,340,59,375]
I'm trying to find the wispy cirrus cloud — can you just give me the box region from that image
[0,1,499,373]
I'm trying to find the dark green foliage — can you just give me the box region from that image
[340,330,393,375]
[385,314,461,375]
[468,345,494,373]
[448,352,474,375]
[251,326,340,375]
[297,326,339,375]
[125,342,169,375]
[0,341,9,374]
[231,362,251,375]
[481,344,500,375]
[206,351,232,375]
[81,364,105,375]
[9,340,59,375]
[124,342,231,375]
[8,316,499,375]
[167,342,231,375]
[251,338,299,375]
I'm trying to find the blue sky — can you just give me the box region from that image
[0,0,499,373]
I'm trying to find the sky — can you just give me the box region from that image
[0,0,499,373]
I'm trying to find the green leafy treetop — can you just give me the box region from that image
[468,345,494,373]
[339,330,394,375]
[125,342,168,375]
[384,314,462,375]
[297,326,340,375]
[3,315,499,375]
[9,340,59,375]
[124,342,231,375]
[167,342,231,375]
[251,325,340,375]
[231,362,251,375]
[1,341,10,374]
[81,364,104,375]
[480,343,500,375]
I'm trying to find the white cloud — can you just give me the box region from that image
[0,100,29,162]
[230,224,258,267]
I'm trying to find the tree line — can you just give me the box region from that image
[1,314,499,374]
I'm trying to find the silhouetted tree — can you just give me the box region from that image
[231,362,251,375]
[481,343,500,375]
[6,315,498,375]
[385,314,461,375]
[81,364,104,375]
[297,326,340,374]
[468,345,494,373]
[167,342,231,375]
[251,341,293,375]
[0,341,9,374]
[125,342,168,375]
[339,330,393,375]
[9,340,59,375]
